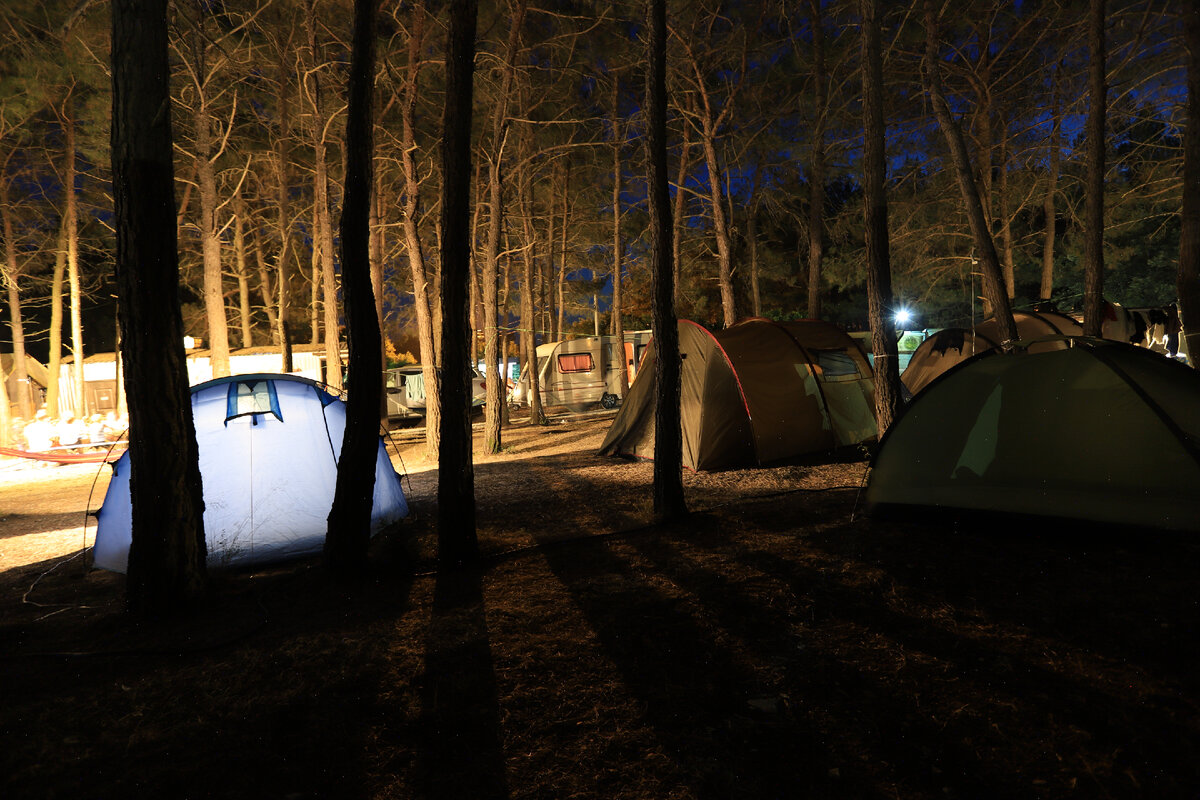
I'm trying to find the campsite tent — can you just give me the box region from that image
[866,337,1200,531]
[901,310,1082,396]
[94,374,409,572]
[599,318,876,471]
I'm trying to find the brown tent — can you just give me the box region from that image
[598,318,877,471]
[902,310,1083,396]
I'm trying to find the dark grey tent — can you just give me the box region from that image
[867,337,1200,530]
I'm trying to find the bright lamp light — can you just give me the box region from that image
[894,308,913,327]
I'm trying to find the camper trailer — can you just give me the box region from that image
[512,331,652,412]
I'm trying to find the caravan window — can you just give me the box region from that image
[814,349,860,381]
[558,353,593,373]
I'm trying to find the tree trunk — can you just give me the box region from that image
[862,0,902,434]
[519,133,545,424]
[646,0,686,520]
[307,26,343,391]
[65,105,87,417]
[195,104,230,377]
[325,0,380,575]
[1,199,33,420]
[253,231,279,341]
[399,2,440,460]
[233,190,253,348]
[437,0,480,566]
[309,211,321,344]
[922,0,1016,343]
[480,0,526,454]
[998,134,1015,300]
[112,0,207,615]
[46,224,66,416]
[371,166,387,424]
[672,121,690,302]
[701,126,736,327]
[806,0,826,320]
[1040,63,1061,302]
[1083,0,1106,338]
[556,160,570,341]
[274,49,295,372]
[748,200,761,318]
[1178,1,1200,363]
[611,77,629,396]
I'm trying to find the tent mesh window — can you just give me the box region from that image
[814,349,860,381]
[226,379,283,424]
[558,353,594,373]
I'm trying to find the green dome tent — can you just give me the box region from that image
[599,318,877,471]
[866,337,1200,531]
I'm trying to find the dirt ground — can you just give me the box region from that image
[2,410,1199,799]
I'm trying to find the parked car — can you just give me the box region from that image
[386,365,486,421]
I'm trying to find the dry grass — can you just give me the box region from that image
[2,410,1199,799]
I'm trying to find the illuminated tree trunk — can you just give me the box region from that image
[233,189,253,348]
[306,2,342,390]
[65,105,87,417]
[45,225,66,416]
[862,0,902,433]
[398,2,440,459]
[1,196,33,419]
[480,0,526,454]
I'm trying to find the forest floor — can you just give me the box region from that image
[1,409,1199,799]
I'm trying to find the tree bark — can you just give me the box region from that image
[274,45,295,372]
[1,197,34,420]
[398,3,441,460]
[806,0,826,320]
[233,189,253,348]
[922,0,1016,343]
[325,0,380,575]
[1179,1,1200,363]
[480,0,526,454]
[305,3,343,389]
[862,0,902,434]
[646,0,686,520]
[437,0,480,565]
[65,104,87,417]
[112,0,207,615]
[46,224,66,416]
[1083,0,1106,338]
[1040,63,1061,302]
[518,122,545,424]
[611,76,629,396]
[556,160,570,341]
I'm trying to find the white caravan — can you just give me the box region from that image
[511,331,652,412]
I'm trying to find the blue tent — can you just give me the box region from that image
[94,374,408,572]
